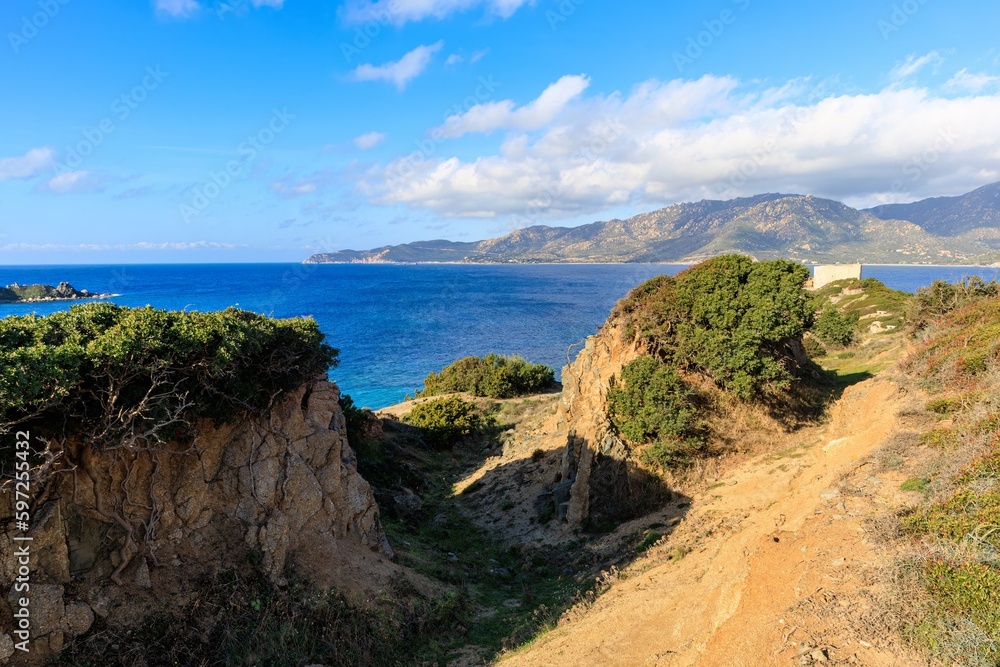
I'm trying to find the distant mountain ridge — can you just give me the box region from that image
[868,181,1000,237]
[306,184,1000,265]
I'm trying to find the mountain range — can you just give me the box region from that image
[304,182,1000,265]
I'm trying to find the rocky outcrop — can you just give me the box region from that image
[0,282,111,304]
[548,320,662,527]
[0,379,390,664]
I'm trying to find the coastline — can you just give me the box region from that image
[301,259,1000,268]
[0,294,117,305]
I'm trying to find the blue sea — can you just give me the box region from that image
[1,263,998,409]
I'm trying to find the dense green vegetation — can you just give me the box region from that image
[613,255,813,401]
[607,357,704,468]
[402,396,495,448]
[419,353,555,399]
[812,307,859,346]
[0,303,336,469]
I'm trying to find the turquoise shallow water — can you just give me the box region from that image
[1,263,998,408]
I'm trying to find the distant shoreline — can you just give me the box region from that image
[300,260,1000,269]
[0,294,117,305]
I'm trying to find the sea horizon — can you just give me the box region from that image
[3,262,1000,409]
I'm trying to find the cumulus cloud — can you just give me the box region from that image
[436,74,590,138]
[354,131,387,150]
[946,68,1000,94]
[0,147,54,181]
[357,74,1000,219]
[889,51,943,81]
[352,41,443,90]
[341,0,532,25]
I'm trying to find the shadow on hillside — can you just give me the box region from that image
[360,419,691,660]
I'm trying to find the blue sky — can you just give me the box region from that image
[3,0,1000,263]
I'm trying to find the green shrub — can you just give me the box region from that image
[607,357,704,467]
[613,255,813,400]
[813,308,858,347]
[403,396,493,448]
[0,304,336,468]
[419,354,555,399]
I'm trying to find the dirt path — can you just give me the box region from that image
[503,378,923,667]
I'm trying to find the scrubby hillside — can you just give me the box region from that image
[0,305,437,666]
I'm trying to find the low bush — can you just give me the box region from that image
[813,308,858,347]
[403,396,494,448]
[607,357,705,468]
[419,354,555,399]
[909,277,1000,332]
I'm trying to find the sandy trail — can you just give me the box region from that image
[504,378,922,667]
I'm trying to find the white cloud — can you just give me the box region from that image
[154,0,200,18]
[470,48,489,63]
[0,147,54,181]
[946,68,1000,94]
[341,0,533,25]
[42,170,104,194]
[436,74,590,138]
[358,74,1000,219]
[352,41,443,90]
[445,54,464,66]
[354,131,387,150]
[889,51,943,81]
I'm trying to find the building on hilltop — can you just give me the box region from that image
[809,264,863,290]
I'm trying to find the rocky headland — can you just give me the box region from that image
[0,282,112,304]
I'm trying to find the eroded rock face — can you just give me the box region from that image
[0,379,391,664]
[550,321,655,526]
